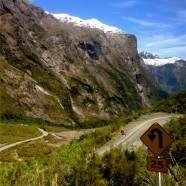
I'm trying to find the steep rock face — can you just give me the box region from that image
[0,0,163,124]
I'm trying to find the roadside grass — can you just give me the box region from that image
[17,140,53,159]
[0,139,53,162]
[0,120,71,145]
[0,111,142,163]
[0,122,72,163]
[0,116,185,185]
[0,92,184,185]
[0,122,41,144]
[136,116,186,186]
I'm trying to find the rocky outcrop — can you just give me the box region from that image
[139,51,160,59]
[0,0,165,124]
[77,41,101,60]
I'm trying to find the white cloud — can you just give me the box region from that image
[177,10,186,20]
[122,16,171,28]
[176,9,186,24]
[138,34,186,58]
[146,13,160,18]
[168,9,186,26]
[158,46,186,58]
[139,35,186,48]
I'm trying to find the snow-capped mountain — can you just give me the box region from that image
[139,51,186,94]
[139,51,160,59]
[142,57,183,66]
[52,13,124,34]
[139,51,185,66]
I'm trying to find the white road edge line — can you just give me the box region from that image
[115,115,178,147]
[133,141,138,145]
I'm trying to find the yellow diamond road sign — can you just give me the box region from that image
[140,122,174,156]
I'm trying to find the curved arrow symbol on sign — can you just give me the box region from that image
[148,129,163,148]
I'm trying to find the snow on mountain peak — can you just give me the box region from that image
[139,51,160,59]
[139,51,185,66]
[52,13,124,34]
[143,57,182,66]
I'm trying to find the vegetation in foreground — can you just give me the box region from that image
[0,115,185,186]
[0,91,185,185]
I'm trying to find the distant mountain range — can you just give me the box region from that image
[139,51,186,94]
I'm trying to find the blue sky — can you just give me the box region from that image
[30,0,186,58]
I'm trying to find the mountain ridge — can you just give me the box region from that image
[139,51,186,66]
[52,13,124,35]
[139,51,186,94]
[139,51,160,59]
[0,0,166,124]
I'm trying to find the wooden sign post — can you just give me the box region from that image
[140,122,174,186]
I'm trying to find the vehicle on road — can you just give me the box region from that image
[121,129,126,136]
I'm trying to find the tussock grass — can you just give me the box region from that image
[0,122,40,144]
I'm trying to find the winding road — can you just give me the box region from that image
[0,128,48,152]
[96,112,181,155]
[0,112,181,154]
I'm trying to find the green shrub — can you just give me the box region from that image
[151,91,186,114]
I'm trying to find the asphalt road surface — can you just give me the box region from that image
[0,113,181,154]
[96,112,181,155]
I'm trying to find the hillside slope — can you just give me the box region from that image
[151,91,186,114]
[0,0,165,124]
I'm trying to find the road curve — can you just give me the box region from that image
[96,112,181,155]
[0,128,48,152]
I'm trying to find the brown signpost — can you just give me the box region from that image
[140,122,174,186]
[147,157,168,173]
[140,122,174,156]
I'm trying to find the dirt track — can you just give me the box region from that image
[0,113,181,154]
[0,128,48,152]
